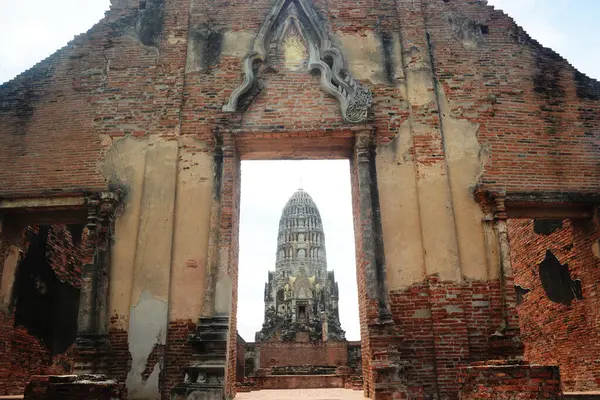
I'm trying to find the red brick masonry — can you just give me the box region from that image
[459,361,562,400]
[253,375,346,390]
[258,342,348,369]
[508,218,600,391]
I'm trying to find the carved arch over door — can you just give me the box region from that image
[222,0,372,123]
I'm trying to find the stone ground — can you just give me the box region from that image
[236,389,366,399]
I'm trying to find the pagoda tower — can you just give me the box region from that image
[257,189,345,342]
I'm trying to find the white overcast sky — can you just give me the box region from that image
[0,1,598,342]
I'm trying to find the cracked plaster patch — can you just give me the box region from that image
[125,289,168,400]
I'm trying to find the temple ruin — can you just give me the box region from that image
[0,0,599,399]
[258,189,345,344]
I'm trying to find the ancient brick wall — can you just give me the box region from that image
[508,217,600,391]
[107,316,131,386]
[389,276,507,398]
[0,225,83,395]
[243,343,256,377]
[346,341,362,372]
[254,374,345,390]
[162,320,197,399]
[423,0,600,193]
[0,312,52,395]
[258,342,348,368]
[224,152,241,397]
[459,361,562,400]
[0,0,599,398]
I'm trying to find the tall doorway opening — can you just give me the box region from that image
[236,160,362,391]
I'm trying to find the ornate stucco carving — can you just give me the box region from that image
[222,0,372,123]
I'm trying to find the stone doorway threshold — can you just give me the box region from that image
[236,388,367,399]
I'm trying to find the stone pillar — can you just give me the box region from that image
[353,133,391,322]
[74,191,120,374]
[353,133,407,400]
[201,136,225,319]
[489,193,524,358]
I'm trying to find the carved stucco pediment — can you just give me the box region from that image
[222,0,372,123]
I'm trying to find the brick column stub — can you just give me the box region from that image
[475,190,523,358]
[201,132,225,319]
[74,190,121,374]
[353,132,392,323]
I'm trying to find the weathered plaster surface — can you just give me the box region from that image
[377,122,426,290]
[102,136,197,396]
[339,32,403,85]
[222,31,254,58]
[214,248,232,316]
[415,160,461,281]
[126,290,168,399]
[101,136,149,328]
[186,30,253,74]
[169,138,213,321]
[438,89,490,281]
[125,138,178,397]
[404,69,437,106]
[0,246,20,313]
[130,138,178,305]
[402,62,462,282]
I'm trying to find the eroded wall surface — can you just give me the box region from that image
[0,0,599,398]
[0,225,84,395]
[508,218,600,391]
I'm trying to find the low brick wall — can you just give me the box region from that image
[258,341,347,368]
[254,375,345,390]
[459,361,562,400]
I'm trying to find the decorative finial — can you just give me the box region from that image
[299,178,303,190]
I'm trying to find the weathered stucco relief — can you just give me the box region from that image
[222,0,373,123]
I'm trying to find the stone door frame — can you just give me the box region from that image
[199,127,396,398]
